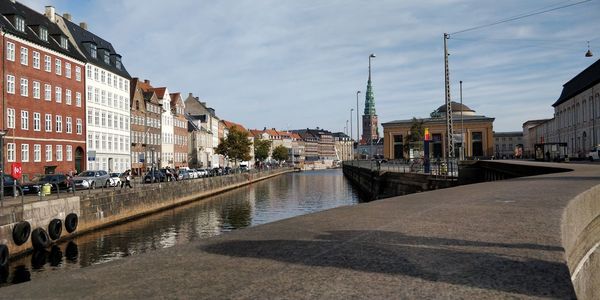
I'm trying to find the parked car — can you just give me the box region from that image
[144,170,166,183]
[160,169,176,181]
[177,169,191,180]
[21,174,71,195]
[188,169,198,179]
[72,170,110,189]
[212,167,223,176]
[197,169,208,178]
[3,174,22,197]
[108,173,122,187]
[588,146,600,161]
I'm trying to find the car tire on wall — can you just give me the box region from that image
[0,244,9,268]
[65,213,78,233]
[12,221,31,246]
[48,219,63,240]
[31,228,51,250]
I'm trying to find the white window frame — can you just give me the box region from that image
[20,47,28,65]
[7,108,15,129]
[34,144,41,162]
[33,112,40,131]
[21,144,29,162]
[55,58,62,75]
[76,92,82,107]
[33,81,40,99]
[65,62,71,78]
[56,115,62,132]
[45,84,51,101]
[66,116,72,134]
[6,75,15,94]
[45,113,52,132]
[45,145,53,162]
[66,145,73,161]
[56,145,63,162]
[6,42,15,61]
[76,118,82,135]
[20,110,28,130]
[20,78,28,97]
[7,143,15,162]
[44,55,51,72]
[55,86,62,103]
[75,66,81,81]
[32,51,40,69]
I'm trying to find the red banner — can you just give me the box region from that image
[11,162,22,180]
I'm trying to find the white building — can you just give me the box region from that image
[153,88,174,168]
[184,93,221,168]
[58,14,131,172]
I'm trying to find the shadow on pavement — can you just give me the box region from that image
[202,230,575,298]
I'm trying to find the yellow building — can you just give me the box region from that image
[382,102,494,159]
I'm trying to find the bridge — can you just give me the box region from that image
[2,161,599,299]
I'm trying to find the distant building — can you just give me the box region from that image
[522,119,550,158]
[493,132,523,159]
[356,138,384,158]
[130,79,162,174]
[170,93,188,169]
[332,132,353,161]
[361,62,379,144]
[382,102,494,160]
[184,93,221,167]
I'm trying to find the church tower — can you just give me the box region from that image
[362,54,378,144]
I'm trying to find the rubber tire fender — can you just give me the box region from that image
[65,213,78,233]
[31,228,51,250]
[47,219,63,240]
[12,221,31,246]
[0,244,8,268]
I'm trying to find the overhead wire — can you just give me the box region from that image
[450,0,594,36]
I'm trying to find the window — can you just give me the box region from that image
[65,62,71,78]
[107,92,113,107]
[95,111,100,125]
[21,144,29,162]
[94,88,99,103]
[55,115,62,132]
[118,78,123,90]
[65,89,72,105]
[15,16,25,32]
[7,143,15,162]
[45,113,52,132]
[87,110,93,125]
[103,52,109,64]
[66,117,72,133]
[101,70,106,83]
[33,51,40,69]
[101,135,106,150]
[7,108,15,128]
[76,92,82,107]
[75,66,81,81]
[20,47,28,65]
[94,67,98,81]
[44,84,51,101]
[55,86,62,103]
[6,42,15,61]
[39,27,48,42]
[20,110,28,130]
[116,57,122,70]
[107,113,112,128]
[108,135,112,150]
[33,81,40,99]
[90,44,97,58]
[88,134,93,149]
[66,145,73,161]
[101,90,106,105]
[55,59,62,75]
[56,145,63,161]
[45,145,52,162]
[44,55,51,72]
[33,112,40,131]
[20,78,28,96]
[107,73,113,86]
[34,144,41,162]
[6,75,15,94]
[101,111,106,127]
[76,118,82,135]
[60,36,68,49]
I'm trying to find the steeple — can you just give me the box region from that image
[364,55,376,115]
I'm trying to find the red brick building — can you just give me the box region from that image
[1,2,87,180]
[130,78,162,175]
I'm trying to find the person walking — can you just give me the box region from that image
[121,170,133,188]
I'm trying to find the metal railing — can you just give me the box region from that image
[343,158,459,179]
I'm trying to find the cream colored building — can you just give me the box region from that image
[382,102,494,160]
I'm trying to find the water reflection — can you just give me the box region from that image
[2,169,361,288]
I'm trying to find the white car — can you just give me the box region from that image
[108,173,122,187]
[588,146,600,161]
[188,169,198,179]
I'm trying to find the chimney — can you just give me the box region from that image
[63,13,72,21]
[188,93,193,98]
[79,22,88,30]
[144,79,150,84]
[45,6,56,23]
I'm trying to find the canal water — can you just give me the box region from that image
[1,169,362,287]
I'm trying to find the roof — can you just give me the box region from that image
[152,87,167,99]
[493,131,523,137]
[222,120,247,132]
[553,58,600,107]
[0,2,86,62]
[60,14,131,79]
[382,115,495,126]
[249,129,265,138]
[436,101,474,113]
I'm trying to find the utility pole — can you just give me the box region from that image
[444,33,455,160]
[460,80,464,160]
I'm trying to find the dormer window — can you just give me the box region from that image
[115,56,122,70]
[90,44,97,58]
[103,52,109,64]
[60,36,68,49]
[15,16,25,32]
[39,27,48,41]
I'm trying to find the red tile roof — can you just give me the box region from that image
[222,120,247,132]
[152,87,167,99]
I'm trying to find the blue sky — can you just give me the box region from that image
[21,0,600,136]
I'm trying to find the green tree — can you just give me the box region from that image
[216,127,252,166]
[254,139,271,162]
[403,117,425,153]
[272,145,289,163]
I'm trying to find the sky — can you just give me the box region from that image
[20,0,600,137]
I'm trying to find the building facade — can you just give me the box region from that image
[332,132,353,161]
[58,12,131,173]
[382,102,495,160]
[171,93,188,169]
[184,93,221,168]
[0,3,87,180]
[493,131,523,159]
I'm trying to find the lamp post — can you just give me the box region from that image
[0,129,8,204]
[150,147,155,183]
[350,108,354,144]
[356,90,361,158]
[460,80,464,160]
[369,53,376,159]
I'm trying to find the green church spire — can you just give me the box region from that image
[364,54,376,115]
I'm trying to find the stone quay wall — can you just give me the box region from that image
[1,168,292,257]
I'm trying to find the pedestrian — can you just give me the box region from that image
[121,170,133,188]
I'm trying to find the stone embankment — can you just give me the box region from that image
[0,168,292,258]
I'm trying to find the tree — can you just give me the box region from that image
[403,117,425,154]
[254,139,271,163]
[216,127,252,166]
[272,145,289,163]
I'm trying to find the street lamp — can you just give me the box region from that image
[356,90,360,159]
[350,108,354,144]
[460,80,464,160]
[369,53,376,159]
[150,147,155,183]
[0,129,8,204]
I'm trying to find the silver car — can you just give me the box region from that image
[73,170,110,189]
